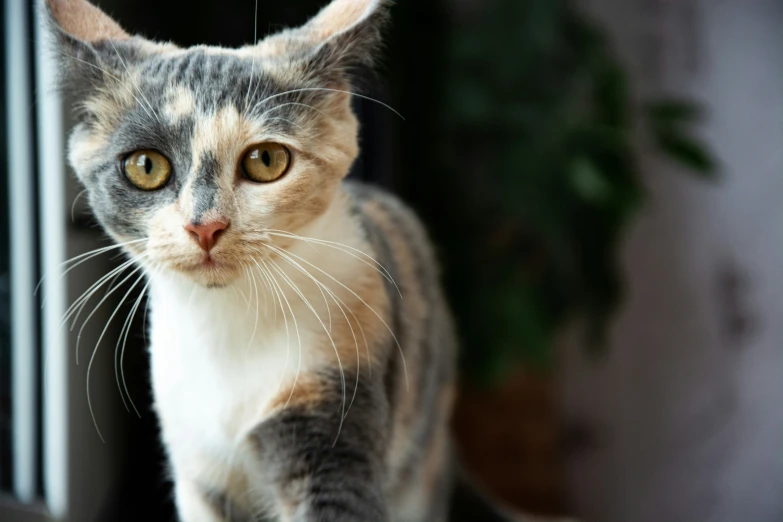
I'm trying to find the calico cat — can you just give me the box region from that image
[45,0,569,521]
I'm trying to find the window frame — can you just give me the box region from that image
[5,0,42,509]
[2,0,69,520]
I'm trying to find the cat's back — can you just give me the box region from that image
[342,180,458,519]
[342,180,450,325]
[342,180,440,282]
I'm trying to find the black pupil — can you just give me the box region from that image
[144,156,153,174]
[261,150,271,167]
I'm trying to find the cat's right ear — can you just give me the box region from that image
[42,0,132,94]
[44,0,129,44]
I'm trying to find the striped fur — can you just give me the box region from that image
[46,0,567,521]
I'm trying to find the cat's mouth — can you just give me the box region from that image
[175,253,241,285]
[201,256,220,268]
[183,254,231,271]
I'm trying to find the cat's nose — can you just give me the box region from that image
[185,220,229,253]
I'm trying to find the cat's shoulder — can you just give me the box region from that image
[342,179,421,225]
[341,179,438,264]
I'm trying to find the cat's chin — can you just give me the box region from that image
[176,258,241,288]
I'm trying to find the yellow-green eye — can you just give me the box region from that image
[123,150,172,190]
[242,143,291,183]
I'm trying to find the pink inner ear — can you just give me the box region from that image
[48,0,130,42]
[307,0,377,40]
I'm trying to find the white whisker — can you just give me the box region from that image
[259,259,302,404]
[103,31,162,124]
[66,252,147,329]
[254,244,332,332]
[243,0,260,111]
[251,87,404,120]
[257,102,335,124]
[71,189,87,223]
[264,257,347,444]
[266,230,401,298]
[87,270,146,442]
[263,117,308,133]
[266,244,364,418]
[75,261,147,363]
[250,259,291,393]
[56,49,158,128]
[37,237,147,299]
[271,246,408,390]
[117,281,149,418]
[62,256,139,335]
[247,260,261,348]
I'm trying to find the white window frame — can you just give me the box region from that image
[2,1,69,520]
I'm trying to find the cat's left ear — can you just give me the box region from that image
[268,0,391,84]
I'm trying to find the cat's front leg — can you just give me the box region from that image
[250,374,390,522]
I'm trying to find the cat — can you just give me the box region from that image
[45,0,571,521]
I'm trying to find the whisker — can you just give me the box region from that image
[266,230,401,298]
[102,29,162,124]
[102,265,126,299]
[186,284,198,309]
[37,237,147,298]
[117,281,149,418]
[66,253,147,331]
[263,117,308,133]
[239,265,252,318]
[232,257,251,308]
[251,87,404,120]
[71,189,87,223]
[62,256,138,334]
[142,280,151,347]
[250,259,292,393]
[257,102,335,124]
[243,0,261,111]
[247,260,261,348]
[271,246,408,390]
[114,299,134,412]
[260,244,333,331]
[259,259,302,405]
[266,245,364,418]
[86,270,146,442]
[264,257,347,444]
[75,261,147,363]
[55,49,158,128]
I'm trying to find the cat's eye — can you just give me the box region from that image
[123,150,172,190]
[242,143,291,183]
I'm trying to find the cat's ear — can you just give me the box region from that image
[43,0,130,66]
[265,0,391,85]
[44,0,130,44]
[42,0,138,97]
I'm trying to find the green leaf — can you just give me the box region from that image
[569,157,612,203]
[646,99,703,125]
[594,63,631,127]
[655,131,717,178]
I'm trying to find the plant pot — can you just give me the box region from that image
[451,368,568,517]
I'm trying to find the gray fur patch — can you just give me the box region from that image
[191,151,220,223]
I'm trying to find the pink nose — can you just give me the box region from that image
[185,220,229,252]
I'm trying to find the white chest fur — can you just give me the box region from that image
[148,272,322,485]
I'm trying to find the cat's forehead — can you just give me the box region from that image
[72,45,312,178]
[135,46,291,115]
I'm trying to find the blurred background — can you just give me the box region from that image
[1,0,782,521]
